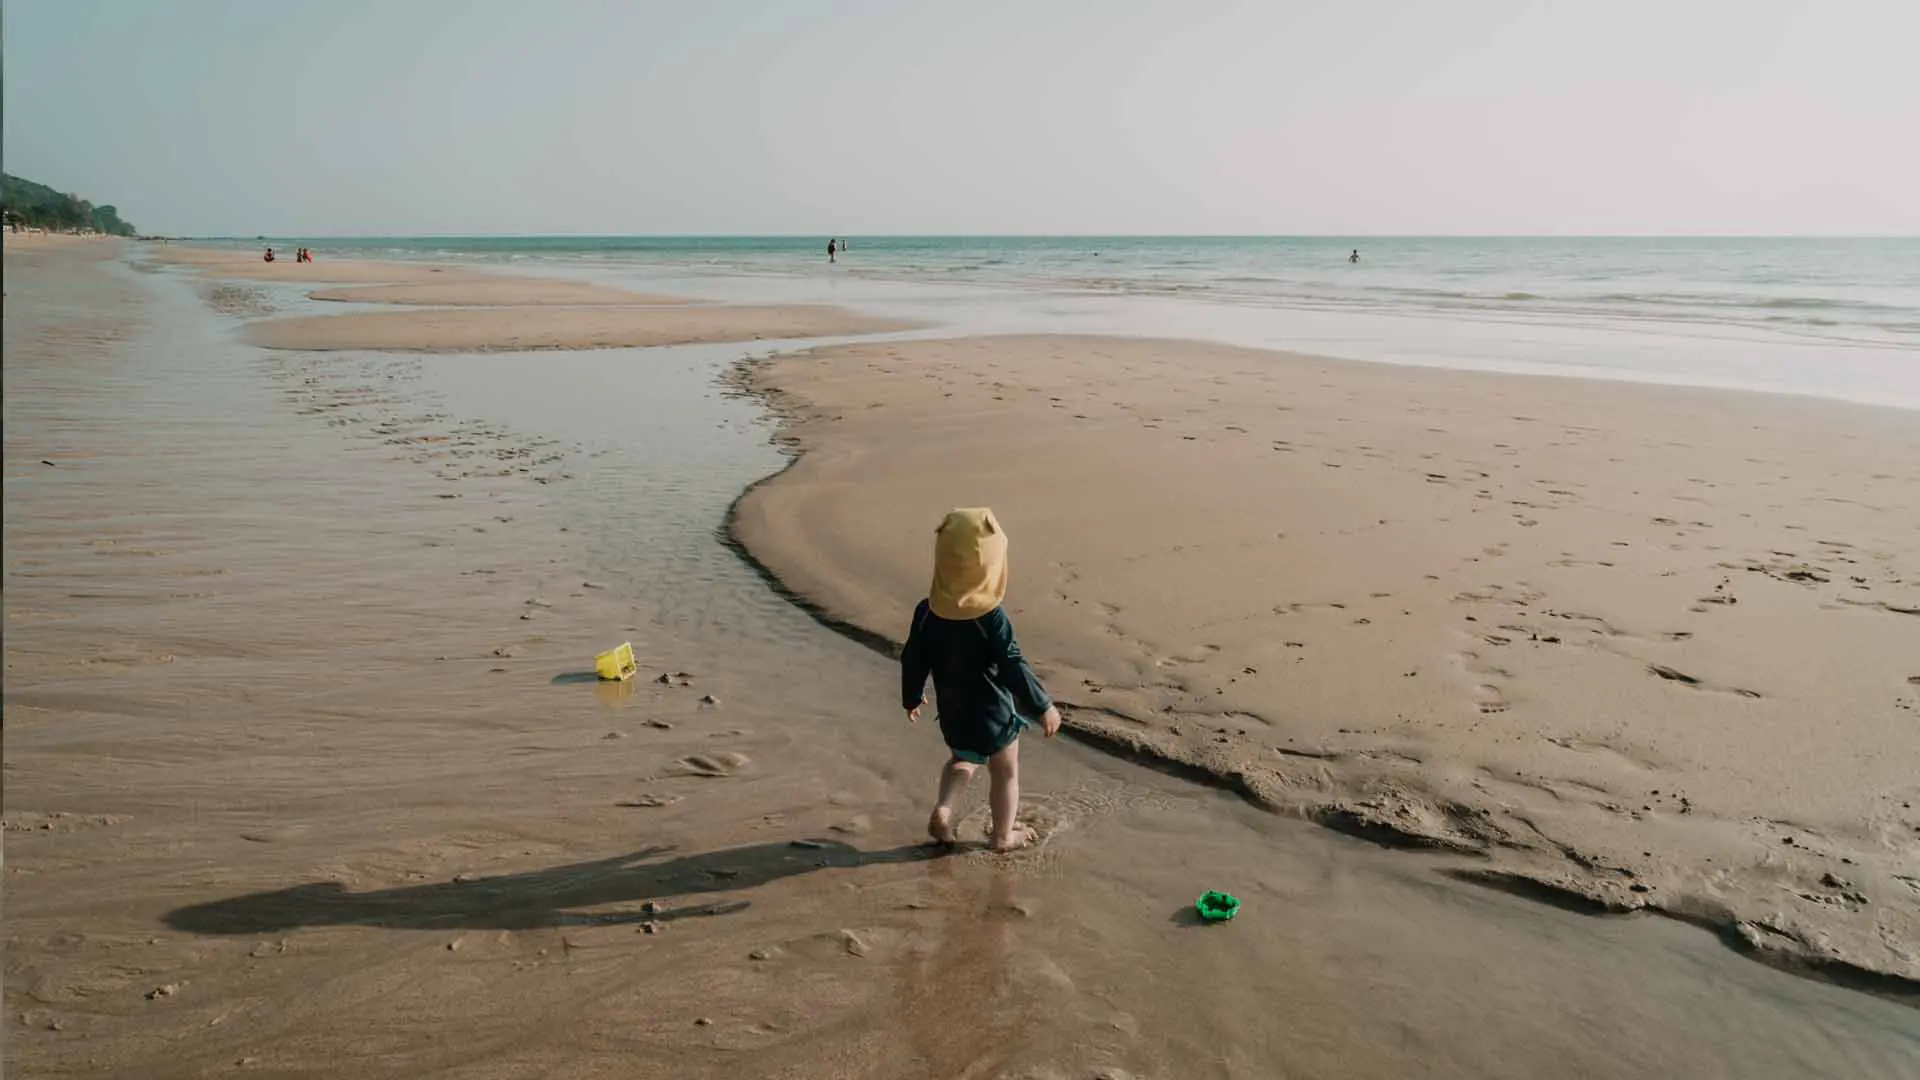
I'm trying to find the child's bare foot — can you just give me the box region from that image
[989,824,1036,853]
[926,808,957,846]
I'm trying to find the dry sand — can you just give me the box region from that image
[731,335,1920,982]
[8,247,1917,1078]
[241,304,918,353]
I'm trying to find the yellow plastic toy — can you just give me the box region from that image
[595,642,637,682]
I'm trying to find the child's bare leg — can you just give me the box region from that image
[928,757,976,845]
[988,740,1031,851]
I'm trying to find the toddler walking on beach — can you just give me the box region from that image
[902,508,1062,852]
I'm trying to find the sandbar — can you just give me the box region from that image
[731,334,1920,981]
[145,244,488,284]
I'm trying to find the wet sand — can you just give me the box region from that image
[5,244,1917,1078]
[308,280,687,306]
[732,335,1920,983]
[241,304,917,353]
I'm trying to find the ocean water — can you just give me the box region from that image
[206,235,1920,408]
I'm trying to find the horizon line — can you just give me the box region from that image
[158,231,1920,241]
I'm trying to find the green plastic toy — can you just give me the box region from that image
[1195,890,1241,922]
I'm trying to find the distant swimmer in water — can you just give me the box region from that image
[828,238,838,263]
[1350,249,1360,263]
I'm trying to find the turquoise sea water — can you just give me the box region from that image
[203,236,1920,407]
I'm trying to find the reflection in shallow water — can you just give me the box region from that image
[896,858,1035,1077]
[409,339,856,652]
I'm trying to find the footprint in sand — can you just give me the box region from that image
[949,780,1176,872]
[1647,664,1762,699]
[616,793,684,808]
[669,752,751,778]
[1648,664,1701,686]
[828,815,872,836]
[779,926,901,962]
[1692,577,1738,610]
[1155,644,1220,668]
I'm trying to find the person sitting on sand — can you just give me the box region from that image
[901,507,1062,852]
[263,247,275,263]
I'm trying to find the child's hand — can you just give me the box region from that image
[907,703,923,723]
[1040,705,1062,738]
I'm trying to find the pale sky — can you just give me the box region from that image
[5,0,1916,236]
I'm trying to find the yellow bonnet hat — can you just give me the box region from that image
[928,507,1008,620]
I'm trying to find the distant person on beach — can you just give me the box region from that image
[828,238,838,263]
[1350,249,1360,263]
[901,508,1062,852]
[263,247,275,263]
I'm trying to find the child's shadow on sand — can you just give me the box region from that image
[165,840,937,936]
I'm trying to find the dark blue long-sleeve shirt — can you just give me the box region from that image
[901,600,1052,761]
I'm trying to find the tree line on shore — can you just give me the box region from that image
[2,173,138,236]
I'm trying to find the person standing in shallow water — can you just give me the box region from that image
[901,508,1062,852]
[827,238,838,263]
[1350,249,1360,263]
